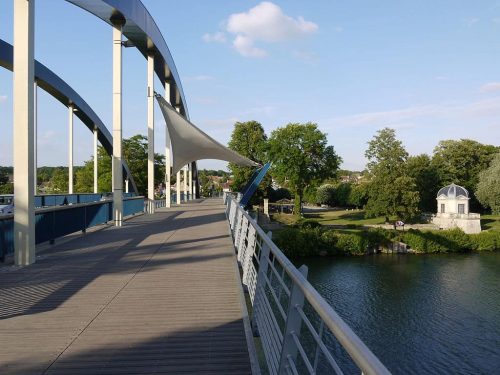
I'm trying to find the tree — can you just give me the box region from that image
[228,121,269,195]
[364,128,419,221]
[406,154,440,212]
[348,183,368,208]
[431,139,499,210]
[74,146,112,193]
[122,135,165,196]
[333,183,351,207]
[47,167,69,193]
[316,184,336,206]
[268,123,342,216]
[476,153,500,214]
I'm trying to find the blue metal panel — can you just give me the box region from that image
[239,163,271,207]
[35,211,56,244]
[240,168,262,198]
[123,198,145,217]
[0,218,14,259]
[86,202,112,227]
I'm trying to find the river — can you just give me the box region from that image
[302,252,500,374]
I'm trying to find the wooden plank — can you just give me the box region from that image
[0,199,252,375]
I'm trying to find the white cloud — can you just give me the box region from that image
[210,2,318,58]
[0,95,7,104]
[233,35,267,58]
[202,32,227,43]
[323,97,500,130]
[480,82,500,93]
[227,2,317,43]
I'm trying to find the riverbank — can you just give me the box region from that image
[273,223,500,257]
[267,210,500,257]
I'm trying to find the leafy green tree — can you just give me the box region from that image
[365,128,419,221]
[123,135,165,196]
[47,167,69,193]
[228,121,269,195]
[348,183,368,208]
[268,123,342,216]
[333,183,352,207]
[406,154,440,212]
[476,153,500,214]
[0,183,13,194]
[316,184,335,206]
[74,146,112,193]
[431,139,499,209]
[0,169,8,185]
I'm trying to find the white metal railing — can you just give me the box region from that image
[223,193,391,375]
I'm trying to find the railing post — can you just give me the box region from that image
[251,230,272,336]
[0,220,5,262]
[278,264,308,374]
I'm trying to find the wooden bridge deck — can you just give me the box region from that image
[0,199,254,375]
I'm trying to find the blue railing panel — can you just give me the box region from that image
[86,202,112,228]
[0,217,14,260]
[1,197,143,262]
[123,198,145,217]
[35,211,56,244]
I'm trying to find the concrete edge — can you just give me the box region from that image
[224,205,262,375]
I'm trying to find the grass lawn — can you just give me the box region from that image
[273,210,500,233]
[304,209,387,226]
[481,214,500,231]
[272,209,388,227]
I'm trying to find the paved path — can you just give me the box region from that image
[0,199,253,374]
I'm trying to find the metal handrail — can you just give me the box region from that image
[224,194,391,375]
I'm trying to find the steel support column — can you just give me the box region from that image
[34,81,37,194]
[68,104,74,194]
[147,52,155,214]
[183,165,188,201]
[112,18,124,226]
[175,105,181,203]
[13,0,35,265]
[188,164,193,200]
[93,127,98,193]
[176,170,181,203]
[164,80,171,208]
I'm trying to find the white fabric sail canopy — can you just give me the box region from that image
[156,94,259,174]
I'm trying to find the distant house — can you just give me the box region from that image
[432,183,481,234]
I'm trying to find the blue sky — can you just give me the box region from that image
[1,1,500,171]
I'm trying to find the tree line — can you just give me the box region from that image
[227,121,500,219]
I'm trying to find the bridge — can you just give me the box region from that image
[1,1,390,374]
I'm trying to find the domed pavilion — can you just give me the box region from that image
[432,183,481,234]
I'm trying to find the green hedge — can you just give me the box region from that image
[273,226,500,258]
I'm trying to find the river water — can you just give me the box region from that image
[302,252,500,374]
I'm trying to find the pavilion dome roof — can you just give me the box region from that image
[437,183,469,198]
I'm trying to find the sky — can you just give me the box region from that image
[1,0,500,171]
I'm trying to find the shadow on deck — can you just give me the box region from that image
[0,199,253,375]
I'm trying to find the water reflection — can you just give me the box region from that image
[302,253,500,374]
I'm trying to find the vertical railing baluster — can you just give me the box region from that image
[278,265,308,375]
[313,321,325,372]
[251,231,272,337]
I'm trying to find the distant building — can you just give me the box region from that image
[432,183,481,234]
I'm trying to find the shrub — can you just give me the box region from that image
[469,231,500,251]
[274,227,324,257]
[334,233,368,255]
[402,228,474,253]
